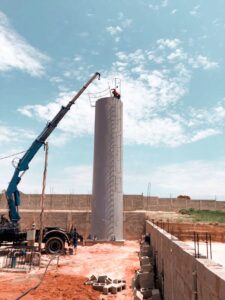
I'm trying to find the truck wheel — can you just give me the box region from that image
[45,237,64,254]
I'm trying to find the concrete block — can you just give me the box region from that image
[85,274,98,285]
[98,275,107,283]
[92,283,105,291]
[103,284,113,295]
[141,264,153,272]
[85,280,97,285]
[106,277,112,284]
[140,256,150,265]
[110,282,126,294]
[141,244,153,252]
[140,248,153,257]
[152,289,160,300]
[140,287,152,299]
[134,290,144,300]
[138,272,154,289]
[90,274,98,281]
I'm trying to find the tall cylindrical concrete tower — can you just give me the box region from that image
[91,97,123,240]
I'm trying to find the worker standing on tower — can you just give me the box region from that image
[111,88,121,99]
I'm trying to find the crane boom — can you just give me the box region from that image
[6,72,100,223]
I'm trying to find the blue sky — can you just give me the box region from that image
[1,0,225,199]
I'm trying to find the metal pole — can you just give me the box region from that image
[147,182,151,210]
[39,143,49,252]
[209,234,212,259]
[206,232,209,259]
[197,233,200,258]
[194,232,196,258]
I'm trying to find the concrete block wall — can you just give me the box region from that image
[146,221,225,300]
[124,212,146,239]
[1,193,225,212]
[164,222,225,242]
[16,211,145,240]
[0,193,91,210]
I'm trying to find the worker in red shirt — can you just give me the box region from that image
[111,88,121,99]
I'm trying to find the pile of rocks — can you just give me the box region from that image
[133,240,161,300]
[85,274,126,295]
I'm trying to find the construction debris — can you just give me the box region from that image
[85,274,126,295]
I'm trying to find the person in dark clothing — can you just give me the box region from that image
[71,227,84,254]
[144,233,151,245]
[72,228,78,254]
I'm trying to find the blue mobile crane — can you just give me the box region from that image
[0,72,100,254]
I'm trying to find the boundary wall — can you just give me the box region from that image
[1,194,225,211]
[0,210,146,240]
[146,221,225,300]
[1,194,225,240]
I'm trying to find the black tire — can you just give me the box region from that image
[45,237,64,254]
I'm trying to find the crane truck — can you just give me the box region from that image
[0,72,100,254]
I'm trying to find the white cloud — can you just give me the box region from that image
[167,48,187,62]
[17,106,33,118]
[0,124,35,143]
[153,39,219,69]
[115,37,120,43]
[149,0,168,10]
[190,5,200,16]
[0,147,45,193]
[191,129,221,142]
[106,14,132,43]
[17,70,219,148]
[48,132,73,147]
[188,55,218,70]
[3,163,92,194]
[157,38,181,49]
[0,11,48,76]
[170,9,177,15]
[18,91,95,137]
[118,13,132,28]
[151,160,225,199]
[47,165,92,193]
[50,76,64,84]
[17,39,221,147]
[74,55,82,62]
[106,26,122,35]
[188,101,225,127]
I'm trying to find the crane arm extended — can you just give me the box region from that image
[6,72,100,223]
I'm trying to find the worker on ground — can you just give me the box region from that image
[72,227,79,254]
[111,88,121,99]
[144,233,151,245]
[71,227,84,254]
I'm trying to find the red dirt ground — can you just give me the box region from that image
[0,274,100,300]
[0,241,139,300]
